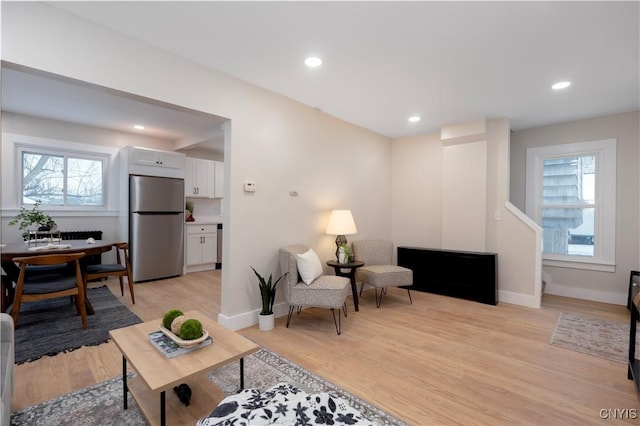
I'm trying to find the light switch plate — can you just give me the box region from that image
[244,181,256,192]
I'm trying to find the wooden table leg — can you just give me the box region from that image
[123,356,128,410]
[348,272,359,312]
[330,266,360,312]
[160,390,166,426]
[240,357,245,390]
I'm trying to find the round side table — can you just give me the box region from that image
[326,260,365,312]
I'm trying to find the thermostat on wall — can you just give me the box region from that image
[244,181,256,192]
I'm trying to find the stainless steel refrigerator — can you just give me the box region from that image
[129,175,184,282]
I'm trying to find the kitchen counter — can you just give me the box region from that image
[184,221,221,273]
[186,216,223,225]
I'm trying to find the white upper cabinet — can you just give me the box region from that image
[185,158,216,198]
[124,146,185,179]
[132,147,183,169]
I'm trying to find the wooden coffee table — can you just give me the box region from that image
[109,310,259,426]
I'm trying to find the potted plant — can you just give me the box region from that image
[185,200,195,222]
[251,266,285,331]
[340,244,354,263]
[8,200,57,238]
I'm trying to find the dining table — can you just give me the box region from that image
[1,239,118,314]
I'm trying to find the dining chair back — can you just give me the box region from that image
[11,252,87,329]
[84,242,134,304]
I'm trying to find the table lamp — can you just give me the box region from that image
[326,209,358,261]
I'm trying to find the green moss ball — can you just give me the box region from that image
[162,309,184,329]
[179,319,203,340]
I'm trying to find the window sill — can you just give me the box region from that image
[543,258,615,272]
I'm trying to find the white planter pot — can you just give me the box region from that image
[258,313,275,331]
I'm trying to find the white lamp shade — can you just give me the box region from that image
[326,210,357,235]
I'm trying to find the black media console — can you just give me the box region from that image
[628,272,639,396]
[397,246,498,305]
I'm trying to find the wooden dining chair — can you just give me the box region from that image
[11,252,87,329]
[84,242,135,304]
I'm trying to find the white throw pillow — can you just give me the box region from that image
[296,248,323,285]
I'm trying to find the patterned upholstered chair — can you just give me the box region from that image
[279,244,350,334]
[352,240,413,308]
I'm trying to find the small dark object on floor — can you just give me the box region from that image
[173,383,192,406]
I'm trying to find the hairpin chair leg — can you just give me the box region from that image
[286,305,295,328]
[375,287,384,308]
[331,308,342,335]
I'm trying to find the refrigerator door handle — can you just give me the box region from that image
[133,211,182,215]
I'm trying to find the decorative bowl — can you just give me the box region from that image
[160,324,209,348]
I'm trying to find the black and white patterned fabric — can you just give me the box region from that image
[197,382,378,426]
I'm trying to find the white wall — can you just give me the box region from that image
[510,111,640,304]
[1,2,392,328]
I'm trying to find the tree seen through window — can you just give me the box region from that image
[22,151,104,206]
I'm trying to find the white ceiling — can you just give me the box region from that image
[3,1,639,143]
[1,67,228,143]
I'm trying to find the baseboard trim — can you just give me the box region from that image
[217,302,289,331]
[544,283,626,306]
[185,264,217,274]
[498,290,541,309]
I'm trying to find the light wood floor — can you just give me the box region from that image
[11,271,639,425]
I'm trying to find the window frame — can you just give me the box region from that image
[525,139,616,272]
[16,143,109,210]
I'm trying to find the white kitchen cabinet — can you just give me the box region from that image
[132,147,183,169]
[214,161,224,198]
[185,224,217,272]
[185,158,216,198]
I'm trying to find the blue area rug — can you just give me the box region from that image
[14,285,142,364]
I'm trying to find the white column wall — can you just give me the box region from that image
[441,140,487,252]
[486,119,541,307]
[391,133,442,251]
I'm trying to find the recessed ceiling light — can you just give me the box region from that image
[552,81,571,90]
[133,124,145,130]
[304,57,322,68]
[408,116,421,123]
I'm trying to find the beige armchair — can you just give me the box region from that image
[279,244,350,334]
[352,240,413,308]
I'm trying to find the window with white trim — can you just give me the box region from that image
[18,145,107,207]
[525,139,616,272]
